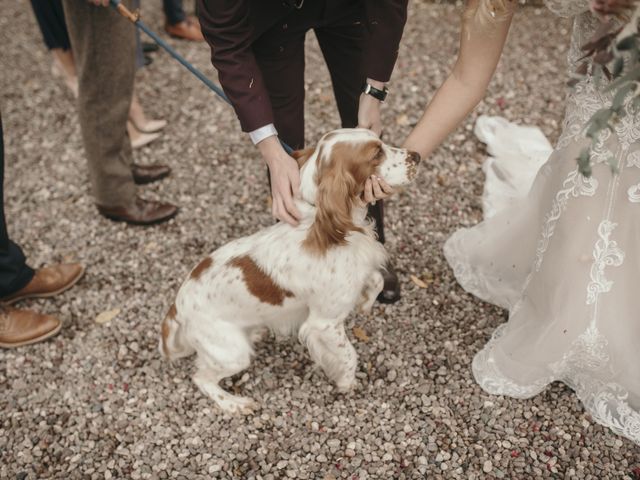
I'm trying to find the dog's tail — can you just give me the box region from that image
[159,303,194,360]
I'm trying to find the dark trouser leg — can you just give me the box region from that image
[253,32,306,149]
[254,32,305,193]
[30,0,71,51]
[0,115,34,298]
[315,13,386,244]
[163,0,187,26]
[62,0,137,208]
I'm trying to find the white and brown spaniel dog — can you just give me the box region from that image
[160,128,420,413]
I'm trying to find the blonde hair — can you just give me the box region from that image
[463,0,513,25]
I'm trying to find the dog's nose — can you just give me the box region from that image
[407,150,421,164]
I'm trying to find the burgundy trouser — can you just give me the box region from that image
[254,0,386,243]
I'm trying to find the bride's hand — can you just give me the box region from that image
[363,175,394,205]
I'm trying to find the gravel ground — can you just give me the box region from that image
[1,1,639,479]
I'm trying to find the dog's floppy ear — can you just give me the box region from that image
[303,151,364,255]
[291,147,315,169]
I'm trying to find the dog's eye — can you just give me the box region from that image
[373,148,384,161]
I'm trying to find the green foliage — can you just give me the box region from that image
[574,8,640,177]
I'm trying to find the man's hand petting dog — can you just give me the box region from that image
[363,175,394,206]
[259,136,302,226]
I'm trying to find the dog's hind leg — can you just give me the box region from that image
[192,324,257,414]
[299,315,358,392]
[159,303,195,360]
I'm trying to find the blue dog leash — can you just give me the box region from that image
[109,0,294,154]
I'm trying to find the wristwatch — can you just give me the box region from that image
[362,82,388,102]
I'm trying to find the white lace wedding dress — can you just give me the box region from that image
[444,0,640,445]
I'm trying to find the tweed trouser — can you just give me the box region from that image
[63,0,137,208]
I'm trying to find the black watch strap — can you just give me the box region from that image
[362,83,388,102]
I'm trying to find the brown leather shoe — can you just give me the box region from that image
[132,163,171,185]
[377,261,401,304]
[97,197,178,225]
[165,16,204,41]
[0,307,62,348]
[1,263,85,305]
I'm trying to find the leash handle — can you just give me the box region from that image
[112,0,138,22]
[108,0,294,155]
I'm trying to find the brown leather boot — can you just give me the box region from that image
[97,197,178,225]
[1,263,84,305]
[0,307,62,348]
[132,163,171,185]
[165,16,204,42]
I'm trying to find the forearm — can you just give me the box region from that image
[404,74,488,159]
[197,0,274,132]
[403,0,515,159]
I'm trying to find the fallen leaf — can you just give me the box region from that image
[95,308,120,325]
[410,275,428,289]
[144,241,158,253]
[62,253,77,263]
[396,114,410,126]
[352,326,370,342]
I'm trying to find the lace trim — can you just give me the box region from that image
[586,221,624,305]
[472,325,551,399]
[443,231,512,309]
[543,0,589,18]
[628,184,640,202]
[627,150,640,168]
[534,169,598,271]
[473,323,640,445]
[590,385,640,443]
[445,233,482,296]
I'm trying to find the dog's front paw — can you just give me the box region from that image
[334,375,357,393]
[357,272,384,313]
[357,300,375,315]
[248,327,269,345]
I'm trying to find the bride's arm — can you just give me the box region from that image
[403,0,516,159]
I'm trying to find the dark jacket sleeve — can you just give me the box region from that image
[364,0,409,83]
[197,0,274,133]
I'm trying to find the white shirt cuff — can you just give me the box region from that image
[249,124,278,145]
